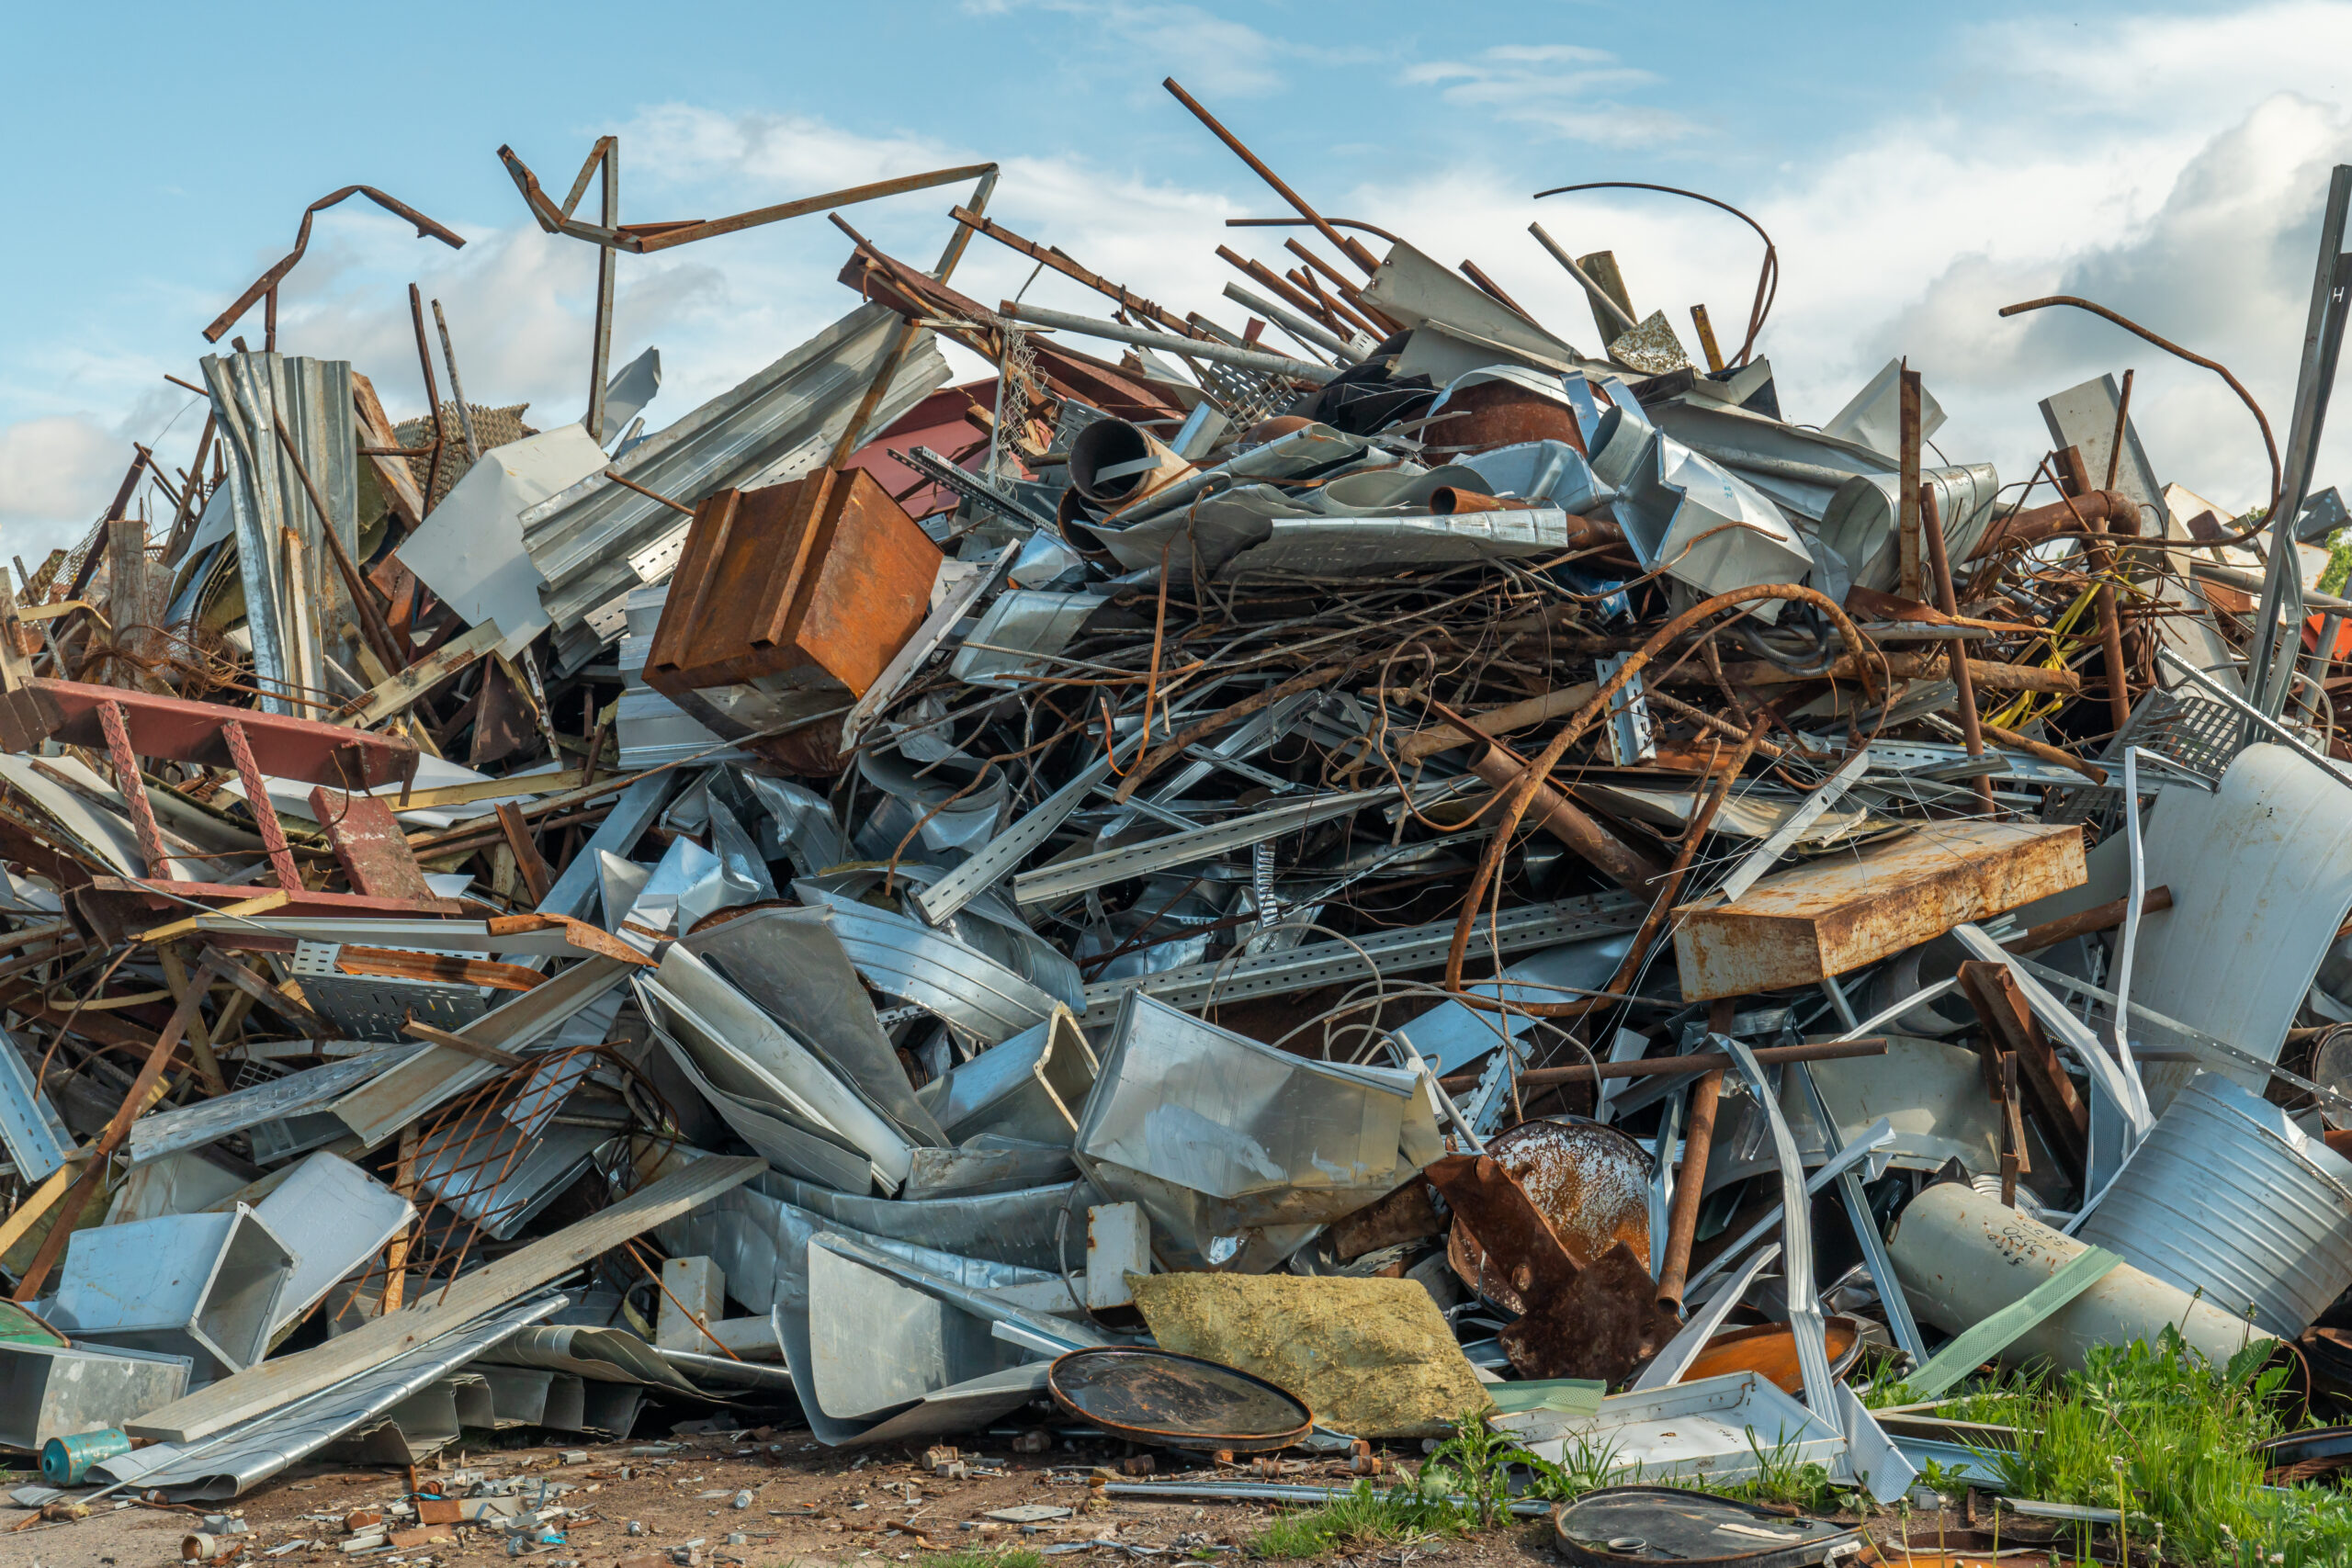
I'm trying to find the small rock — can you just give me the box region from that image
[726,1533,747,1546]
[628,1521,645,1537]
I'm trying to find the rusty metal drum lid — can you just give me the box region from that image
[1046,1347,1312,1452]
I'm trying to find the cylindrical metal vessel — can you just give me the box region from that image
[40,1427,130,1486]
[1890,1179,2271,1374]
[2075,1071,2352,1337]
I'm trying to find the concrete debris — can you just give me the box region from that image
[13,88,2352,1542]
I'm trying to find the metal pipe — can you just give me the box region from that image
[997,301,1336,383]
[1967,488,2141,559]
[408,285,447,510]
[1463,743,1665,895]
[587,140,617,445]
[431,299,480,462]
[1920,483,1996,811]
[1161,78,1381,275]
[1220,280,1356,360]
[1527,220,1636,337]
[1655,1002,1726,1312]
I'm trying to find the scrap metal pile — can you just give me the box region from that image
[13,77,2352,1538]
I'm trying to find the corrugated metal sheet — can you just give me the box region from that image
[520,303,949,641]
[92,1293,562,1499]
[199,353,358,714]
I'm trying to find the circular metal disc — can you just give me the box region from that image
[1046,1347,1312,1452]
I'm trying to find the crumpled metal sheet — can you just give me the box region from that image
[636,944,912,1189]
[477,1324,713,1399]
[681,903,949,1145]
[794,884,1061,1045]
[92,1293,563,1500]
[1072,991,1444,1270]
[742,1166,1087,1274]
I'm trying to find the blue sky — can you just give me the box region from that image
[6,0,2352,563]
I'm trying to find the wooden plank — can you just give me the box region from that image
[311,785,435,902]
[346,618,503,728]
[123,1155,766,1443]
[495,804,555,905]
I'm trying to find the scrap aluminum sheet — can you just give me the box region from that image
[950,590,1108,688]
[520,303,949,637]
[654,1177,1057,1318]
[478,1324,711,1398]
[1073,991,1443,1267]
[642,1000,879,1193]
[639,944,913,1183]
[0,1024,70,1180]
[128,1047,423,1165]
[744,1166,1085,1274]
[795,886,1059,1045]
[681,904,947,1145]
[413,1115,608,1241]
[254,1154,416,1332]
[199,352,357,714]
[91,1293,562,1500]
[799,1233,1104,1427]
[2126,741,2352,1111]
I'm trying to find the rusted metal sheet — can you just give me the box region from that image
[1426,1150,1679,1383]
[1671,820,2086,1000]
[1441,1119,1652,1310]
[310,787,435,903]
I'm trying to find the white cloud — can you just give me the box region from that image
[16,3,2352,560]
[1401,44,1693,146]
[956,0,1284,97]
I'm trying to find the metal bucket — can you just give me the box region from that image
[2075,1071,2352,1337]
[40,1426,130,1485]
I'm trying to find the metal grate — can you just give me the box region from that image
[2042,687,2235,829]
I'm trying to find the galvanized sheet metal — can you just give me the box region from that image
[2075,1071,2352,1337]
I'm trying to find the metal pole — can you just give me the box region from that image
[2253,164,2352,719]
[432,299,481,463]
[587,141,617,446]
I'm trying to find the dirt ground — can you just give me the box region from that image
[0,1425,1577,1568]
[0,1417,2019,1568]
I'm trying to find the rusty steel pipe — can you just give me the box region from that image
[1656,995,1725,1314]
[1464,744,1666,896]
[1968,488,2141,559]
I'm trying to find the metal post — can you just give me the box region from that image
[2253,165,2352,721]
[587,142,617,446]
[1897,364,1924,604]
[432,299,481,463]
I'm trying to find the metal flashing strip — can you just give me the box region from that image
[1077,891,1644,1025]
[97,1294,563,1500]
[1013,786,1396,908]
[913,750,1120,927]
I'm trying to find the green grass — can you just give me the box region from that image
[1249,1480,1468,1559]
[918,1551,1045,1568]
[1953,1326,2352,1567]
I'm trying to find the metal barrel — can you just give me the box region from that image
[40,1426,130,1486]
[2076,1071,2352,1337]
